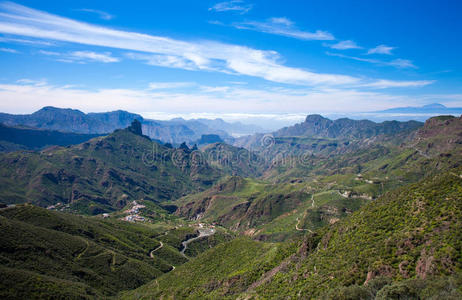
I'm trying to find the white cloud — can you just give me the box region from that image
[70,51,119,63]
[38,50,60,56]
[16,78,47,86]
[209,0,253,14]
[75,8,114,20]
[361,79,435,89]
[0,47,18,53]
[270,17,293,26]
[367,44,395,55]
[327,40,362,50]
[39,49,119,63]
[326,52,417,69]
[148,82,195,90]
[0,36,53,46]
[233,17,334,40]
[0,2,361,87]
[199,85,231,93]
[0,81,443,117]
[0,2,433,92]
[126,52,203,70]
[387,59,416,69]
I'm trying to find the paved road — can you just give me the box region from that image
[149,241,164,258]
[180,228,215,258]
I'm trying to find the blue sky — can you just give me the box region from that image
[0,0,461,124]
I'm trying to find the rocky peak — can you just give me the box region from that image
[127,119,143,135]
[304,114,331,124]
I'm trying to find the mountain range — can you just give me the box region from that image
[0,107,264,145]
[0,111,461,299]
[375,103,462,114]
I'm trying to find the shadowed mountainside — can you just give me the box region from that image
[0,123,101,152]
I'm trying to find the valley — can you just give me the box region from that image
[1,2,460,298]
[0,113,461,299]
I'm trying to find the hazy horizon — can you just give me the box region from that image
[2,103,461,131]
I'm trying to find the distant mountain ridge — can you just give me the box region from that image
[234,114,423,152]
[375,103,462,114]
[195,118,266,137]
[0,107,264,144]
[0,106,142,134]
[0,106,138,134]
[275,114,423,139]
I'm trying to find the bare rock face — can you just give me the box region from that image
[364,264,394,285]
[399,260,410,278]
[416,248,435,279]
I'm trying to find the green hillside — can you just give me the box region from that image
[0,205,168,298]
[0,123,101,152]
[0,121,223,214]
[256,167,462,299]
[0,204,236,299]
[123,167,462,299]
[174,176,369,241]
[202,142,265,177]
[119,238,296,299]
[1,115,461,299]
[173,117,462,242]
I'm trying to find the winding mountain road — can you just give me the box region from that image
[149,241,163,258]
[295,216,313,233]
[180,228,215,258]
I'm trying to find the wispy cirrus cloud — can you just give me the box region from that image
[125,52,211,71]
[325,40,362,50]
[0,2,432,90]
[75,8,114,20]
[39,50,119,63]
[0,2,358,87]
[16,78,47,86]
[0,36,53,46]
[0,46,18,53]
[209,0,253,14]
[233,17,335,40]
[70,51,119,63]
[148,82,195,90]
[367,44,395,55]
[361,79,435,89]
[326,52,417,69]
[386,58,415,69]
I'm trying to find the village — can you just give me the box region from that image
[120,200,147,222]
